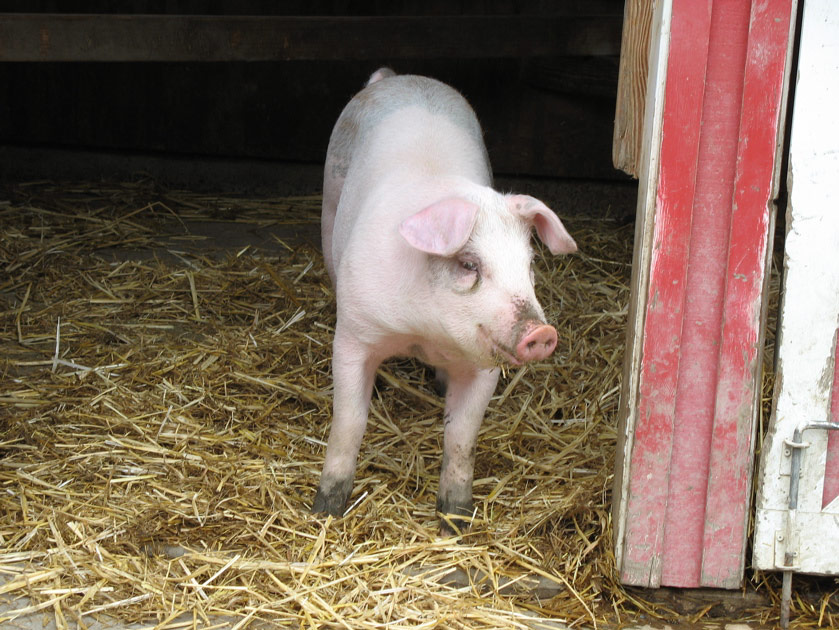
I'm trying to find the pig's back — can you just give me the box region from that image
[322,74,491,283]
[327,75,489,183]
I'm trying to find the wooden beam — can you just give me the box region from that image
[612,0,654,178]
[612,0,671,578]
[700,0,797,588]
[0,14,622,62]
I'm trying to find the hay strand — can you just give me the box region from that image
[0,179,833,628]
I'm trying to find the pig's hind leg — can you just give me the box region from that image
[437,366,499,535]
[312,327,380,516]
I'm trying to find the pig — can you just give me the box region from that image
[313,68,577,533]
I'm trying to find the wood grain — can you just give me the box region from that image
[612,0,654,177]
[0,14,621,62]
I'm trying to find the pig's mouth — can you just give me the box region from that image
[478,325,521,367]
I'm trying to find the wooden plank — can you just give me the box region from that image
[0,13,622,62]
[0,59,623,179]
[618,0,713,587]
[659,0,752,588]
[753,0,839,575]
[612,0,671,574]
[617,0,794,588]
[700,0,795,588]
[612,0,653,177]
[633,586,770,616]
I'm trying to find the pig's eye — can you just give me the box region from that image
[451,256,481,292]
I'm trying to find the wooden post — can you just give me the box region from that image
[613,0,796,588]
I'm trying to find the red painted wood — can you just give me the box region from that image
[620,0,794,588]
[823,333,839,508]
[702,0,794,587]
[620,0,713,587]
[661,0,752,588]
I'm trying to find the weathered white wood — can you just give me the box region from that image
[754,508,839,575]
[612,0,672,572]
[753,0,839,575]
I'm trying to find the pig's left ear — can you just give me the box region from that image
[399,198,479,256]
[507,195,577,255]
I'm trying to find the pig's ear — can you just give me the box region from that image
[399,198,479,256]
[507,195,577,255]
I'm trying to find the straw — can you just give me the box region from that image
[0,179,830,628]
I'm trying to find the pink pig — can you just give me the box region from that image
[314,68,577,533]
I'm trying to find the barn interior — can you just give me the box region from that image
[0,3,834,630]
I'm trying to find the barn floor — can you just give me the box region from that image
[0,169,831,629]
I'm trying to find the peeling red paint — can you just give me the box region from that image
[619,0,794,588]
[621,0,713,588]
[702,0,793,587]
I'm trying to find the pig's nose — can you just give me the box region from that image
[515,324,558,363]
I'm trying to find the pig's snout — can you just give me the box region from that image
[516,323,558,363]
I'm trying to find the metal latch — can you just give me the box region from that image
[779,421,839,630]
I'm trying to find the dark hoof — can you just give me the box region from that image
[439,515,471,537]
[437,494,473,536]
[312,478,353,516]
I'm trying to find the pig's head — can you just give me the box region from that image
[398,191,577,368]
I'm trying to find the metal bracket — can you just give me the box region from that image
[780,421,839,630]
[782,436,810,450]
[774,528,800,571]
[779,436,810,476]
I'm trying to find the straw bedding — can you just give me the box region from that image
[0,180,832,629]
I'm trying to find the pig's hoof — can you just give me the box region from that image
[439,516,470,537]
[437,495,473,536]
[312,478,352,516]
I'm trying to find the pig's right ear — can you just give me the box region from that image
[398,198,478,256]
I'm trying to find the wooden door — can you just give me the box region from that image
[612,0,796,588]
[753,0,839,579]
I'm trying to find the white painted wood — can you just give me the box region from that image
[612,0,672,571]
[754,508,839,575]
[753,0,839,575]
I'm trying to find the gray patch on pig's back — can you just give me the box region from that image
[363,75,483,134]
[326,75,490,185]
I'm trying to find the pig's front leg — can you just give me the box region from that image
[312,327,379,516]
[437,366,500,535]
